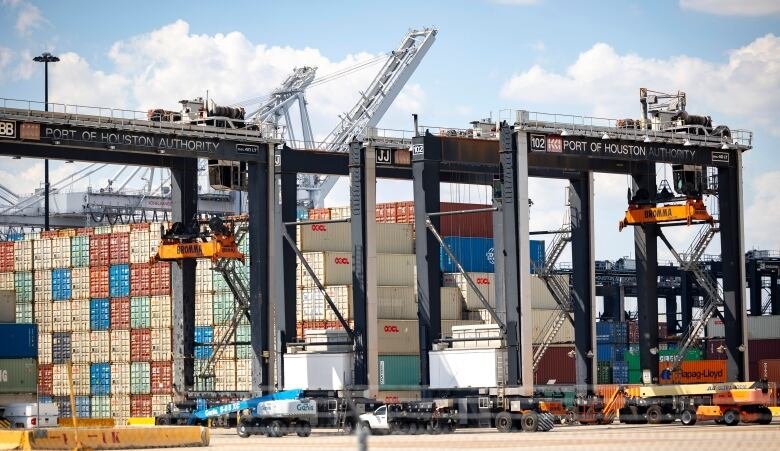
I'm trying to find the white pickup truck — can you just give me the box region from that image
[359,402,457,435]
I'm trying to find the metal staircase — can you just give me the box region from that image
[495,349,506,409]
[533,223,574,370]
[660,223,722,371]
[197,226,251,381]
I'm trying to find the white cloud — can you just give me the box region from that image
[0,47,13,77]
[501,34,780,136]
[13,50,34,81]
[745,171,780,250]
[680,0,780,16]
[4,0,46,35]
[49,52,131,108]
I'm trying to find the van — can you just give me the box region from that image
[2,403,58,428]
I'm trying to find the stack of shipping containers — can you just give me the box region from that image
[596,321,628,384]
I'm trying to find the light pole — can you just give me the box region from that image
[33,52,59,231]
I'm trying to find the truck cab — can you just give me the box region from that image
[359,405,390,432]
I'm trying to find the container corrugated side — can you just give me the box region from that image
[71,267,90,299]
[70,331,91,364]
[533,345,575,384]
[0,358,37,393]
[443,272,495,310]
[297,223,414,254]
[378,355,420,389]
[91,395,111,418]
[707,316,780,340]
[298,253,415,287]
[151,328,172,361]
[33,239,52,271]
[70,235,90,268]
[111,363,131,395]
[0,324,37,358]
[129,230,151,264]
[110,394,130,425]
[150,295,172,329]
[532,309,574,344]
[38,331,52,364]
[236,359,252,391]
[70,298,90,331]
[13,241,33,272]
[195,259,213,294]
[658,360,727,385]
[429,348,501,389]
[212,326,236,360]
[110,330,131,362]
[90,331,110,362]
[51,237,71,268]
[195,293,213,326]
[215,359,236,391]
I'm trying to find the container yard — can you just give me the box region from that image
[0,5,778,450]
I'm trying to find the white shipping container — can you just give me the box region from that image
[376,286,417,319]
[130,230,151,264]
[34,300,52,331]
[298,253,415,287]
[33,270,52,303]
[195,293,213,326]
[112,224,131,234]
[94,225,112,235]
[443,272,495,311]
[329,207,351,220]
[451,324,503,349]
[297,223,414,254]
[529,275,567,310]
[212,326,236,360]
[297,288,327,321]
[72,363,90,395]
[71,331,91,364]
[71,267,90,300]
[429,348,503,389]
[51,237,71,268]
[111,394,130,425]
[33,239,52,271]
[195,259,213,294]
[110,330,131,362]
[51,301,71,332]
[532,309,574,344]
[0,273,13,291]
[149,222,166,259]
[71,298,90,332]
[111,363,131,395]
[376,319,420,354]
[152,395,173,416]
[707,315,780,339]
[215,359,236,391]
[90,331,111,362]
[13,241,33,272]
[236,359,252,392]
[302,329,351,353]
[52,364,69,396]
[283,352,353,391]
[38,332,52,364]
[150,295,172,329]
[151,328,172,361]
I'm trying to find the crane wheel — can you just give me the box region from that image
[538,413,555,432]
[237,423,251,438]
[757,407,773,425]
[494,411,514,433]
[646,405,664,425]
[296,421,312,437]
[723,409,740,426]
[520,411,539,432]
[408,421,419,435]
[268,420,284,437]
[680,409,697,426]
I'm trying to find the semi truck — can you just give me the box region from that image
[358,401,458,434]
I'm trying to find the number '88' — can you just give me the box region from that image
[0,122,14,136]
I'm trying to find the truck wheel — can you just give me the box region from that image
[495,411,514,433]
[157,417,170,425]
[269,420,284,437]
[361,421,372,435]
[343,419,355,435]
[564,410,577,425]
[680,409,697,426]
[646,405,663,425]
[238,423,251,438]
[723,409,740,426]
[399,421,409,434]
[758,407,773,425]
[296,421,312,437]
[538,413,555,432]
[408,421,419,435]
[520,411,539,432]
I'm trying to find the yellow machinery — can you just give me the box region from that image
[619,198,713,231]
[154,217,245,263]
[681,383,775,426]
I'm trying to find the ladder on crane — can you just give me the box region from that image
[659,223,721,371]
[197,226,252,382]
[533,222,574,370]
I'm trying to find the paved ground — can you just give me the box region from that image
[148,422,780,451]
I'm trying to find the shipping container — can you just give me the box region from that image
[757,359,780,386]
[0,272,13,291]
[612,361,629,384]
[89,266,109,298]
[150,361,172,395]
[442,272,494,310]
[533,345,575,384]
[130,394,152,417]
[38,331,52,364]
[129,230,151,264]
[112,224,131,234]
[33,239,52,271]
[52,332,71,364]
[0,358,37,393]
[451,324,502,349]
[297,253,415,287]
[597,343,627,362]
[50,300,70,332]
[16,300,32,323]
[748,339,780,378]
[91,395,111,418]
[70,331,91,364]
[0,242,14,273]
[658,360,727,385]
[130,296,151,329]
[378,355,420,389]
[130,328,152,362]
[89,298,110,331]
[71,267,90,299]
[708,316,780,340]
[33,300,52,331]
[440,237,494,273]
[110,329,130,362]
[15,271,34,303]
[130,264,151,297]
[51,237,71,269]
[38,363,53,395]
[52,365,69,396]
[193,359,214,392]
[236,324,252,359]
[150,295,172,329]
[54,395,72,417]
[151,328,172,361]
[109,233,130,264]
[149,223,166,259]
[89,331,111,362]
[149,262,170,295]
[111,297,130,330]
[90,362,111,396]
[151,395,173,416]
[89,234,110,266]
[308,208,331,221]
[283,352,352,391]
[215,359,236,391]
[212,326,235,360]
[111,394,130,425]
[195,259,213,294]
[597,362,612,384]
[110,363,131,395]
[70,298,90,332]
[377,390,423,404]
[195,293,213,326]
[195,326,213,359]
[70,235,90,268]
[297,222,415,254]
[212,291,234,325]
[13,240,33,272]
[72,363,91,395]
[596,321,628,344]
[429,348,503,389]
[109,264,130,298]
[532,309,575,344]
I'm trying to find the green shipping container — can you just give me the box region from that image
[91,395,111,418]
[14,272,32,303]
[235,324,252,359]
[71,236,90,267]
[130,297,151,329]
[596,362,612,384]
[130,362,150,395]
[378,355,420,389]
[15,302,32,324]
[628,369,643,384]
[0,358,37,393]
[659,348,703,362]
[212,291,235,325]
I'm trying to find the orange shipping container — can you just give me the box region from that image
[90,235,110,266]
[658,360,727,385]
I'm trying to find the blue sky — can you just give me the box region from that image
[1,0,779,260]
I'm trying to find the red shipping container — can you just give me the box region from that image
[41,230,58,239]
[375,202,397,224]
[533,345,575,384]
[130,395,152,417]
[90,266,109,298]
[395,201,415,225]
[308,208,331,220]
[705,339,727,360]
[57,229,76,237]
[130,223,149,231]
[131,329,152,361]
[38,364,53,396]
[749,339,780,380]
[658,322,668,339]
[90,235,110,266]
[149,262,170,296]
[0,242,14,272]
[150,361,173,395]
[76,227,94,236]
[757,359,780,386]
[395,201,494,237]
[130,263,151,297]
[109,233,130,264]
[628,321,639,344]
[111,297,131,329]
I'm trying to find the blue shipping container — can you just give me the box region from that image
[0,324,37,358]
[597,343,627,362]
[530,239,545,273]
[54,396,72,418]
[109,264,130,298]
[51,268,72,301]
[440,237,494,273]
[7,233,24,241]
[75,396,90,418]
[52,332,72,365]
[90,363,111,395]
[90,298,110,331]
[194,326,214,359]
[296,207,309,220]
[38,396,53,404]
[596,321,628,344]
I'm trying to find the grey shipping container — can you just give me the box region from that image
[0,359,37,393]
[52,332,72,365]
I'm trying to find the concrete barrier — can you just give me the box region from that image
[0,426,209,450]
[57,418,115,427]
